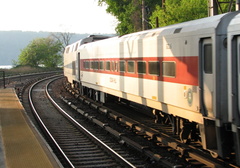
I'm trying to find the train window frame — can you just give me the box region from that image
[106,61,111,71]
[162,61,176,78]
[148,61,160,76]
[127,61,135,73]
[137,61,146,74]
[119,61,126,72]
[112,61,115,71]
[92,61,98,70]
[112,61,118,72]
[90,61,93,70]
[74,43,79,51]
[84,61,90,69]
[99,61,104,70]
[203,44,213,74]
[65,47,70,53]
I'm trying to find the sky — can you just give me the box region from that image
[0,0,117,34]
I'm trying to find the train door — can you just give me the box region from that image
[76,52,81,81]
[237,37,240,115]
[200,38,214,118]
[234,35,240,168]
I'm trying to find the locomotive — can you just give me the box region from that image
[64,12,240,164]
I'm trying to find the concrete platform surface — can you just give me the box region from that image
[0,88,62,168]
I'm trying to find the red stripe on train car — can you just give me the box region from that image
[80,56,199,86]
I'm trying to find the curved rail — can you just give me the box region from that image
[46,77,136,168]
[65,85,237,168]
[28,76,74,168]
[29,76,136,168]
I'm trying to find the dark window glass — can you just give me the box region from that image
[106,61,111,71]
[149,61,160,75]
[92,61,98,70]
[119,61,125,72]
[127,61,135,73]
[84,61,90,69]
[204,44,212,74]
[90,61,93,69]
[162,62,176,77]
[99,61,104,70]
[137,61,146,74]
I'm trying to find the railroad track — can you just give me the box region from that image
[63,82,240,168]
[27,76,146,168]
[0,71,61,88]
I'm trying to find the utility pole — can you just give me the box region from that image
[209,0,218,16]
[237,0,240,11]
[209,0,237,16]
[142,0,147,30]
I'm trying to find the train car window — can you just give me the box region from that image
[162,61,176,77]
[204,44,212,74]
[106,61,111,71]
[128,61,135,73]
[149,61,160,76]
[92,61,98,70]
[99,61,104,70]
[137,61,146,74]
[84,61,90,69]
[65,47,70,53]
[119,61,125,72]
[75,43,79,51]
[90,61,93,69]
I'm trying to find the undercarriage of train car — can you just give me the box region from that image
[70,79,235,162]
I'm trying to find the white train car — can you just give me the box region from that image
[64,35,112,87]
[64,40,81,85]
[64,11,240,162]
[228,13,240,165]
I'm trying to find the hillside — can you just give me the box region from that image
[0,31,91,66]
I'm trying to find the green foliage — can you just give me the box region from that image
[17,37,62,68]
[150,0,208,28]
[98,0,162,35]
[99,0,211,34]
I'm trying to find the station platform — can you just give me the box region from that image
[0,88,62,168]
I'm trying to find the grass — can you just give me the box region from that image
[0,66,62,77]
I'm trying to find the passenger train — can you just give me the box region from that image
[64,11,240,164]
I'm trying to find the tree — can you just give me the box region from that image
[150,0,208,28]
[49,32,74,53]
[17,37,62,68]
[98,0,162,35]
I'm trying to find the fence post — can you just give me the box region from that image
[0,71,6,89]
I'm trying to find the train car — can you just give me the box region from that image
[64,35,112,87]
[228,13,240,165]
[64,40,81,85]
[64,11,240,162]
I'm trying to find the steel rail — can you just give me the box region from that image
[46,78,136,168]
[28,76,74,168]
[66,86,236,168]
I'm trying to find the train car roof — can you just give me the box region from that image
[228,12,240,32]
[119,12,234,41]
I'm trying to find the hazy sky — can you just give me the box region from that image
[0,0,117,34]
